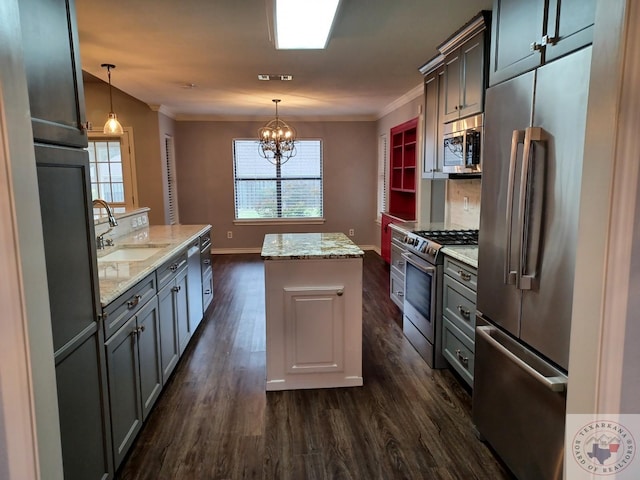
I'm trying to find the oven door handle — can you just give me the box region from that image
[402,253,436,274]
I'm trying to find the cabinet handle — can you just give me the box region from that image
[397,291,404,297]
[396,260,405,267]
[170,263,178,272]
[127,294,142,309]
[455,349,469,367]
[530,41,543,52]
[172,285,181,293]
[204,289,212,295]
[203,259,211,265]
[457,305,471,319]
[457,269,471,282]
[336,289,344,296]
[454,105,458,110]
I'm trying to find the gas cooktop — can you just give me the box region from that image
[412,229,479,246]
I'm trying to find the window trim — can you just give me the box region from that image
[88,127,139,209]
[232,138,324,223]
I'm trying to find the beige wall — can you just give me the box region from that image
[445,178,481,229]
[174,120,378,250]
[84,82,166,225]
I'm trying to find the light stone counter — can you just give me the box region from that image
[441,245,479,269]
[96,224,211,306]
[261,232,364,260]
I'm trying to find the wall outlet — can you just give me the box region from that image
[227,231,233,239]
[348,228,355,237]
[463,196,469,211]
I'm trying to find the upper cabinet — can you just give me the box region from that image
[18,0,88,147]
[419,11,490,179]
[489,0,595,86]
[443,32,486,123]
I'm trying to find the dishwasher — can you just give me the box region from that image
[187,237,204,332]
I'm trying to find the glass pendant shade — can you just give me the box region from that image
[101,63,124,135]
[104,112,124,134]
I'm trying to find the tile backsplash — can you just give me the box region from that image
[445,179,481,229]
[94,207,150,241]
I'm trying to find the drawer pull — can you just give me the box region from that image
[457,305,471,319]
[134,324,146,337]
[170,263,178,272]
[127,294,142,309]
[458,269,472,281]
[396,291,404,297]
[204,289,212,295]
[455,348,469,367]
[172,285,181,293]
[336,289,344,296]
[203,259,211,265]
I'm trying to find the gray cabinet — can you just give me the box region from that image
[35,144,113,479]
[442,257,478,388]
[443,32,485,123]
[157,251,189,383]
[489,0,595,86]
[388,226,408,311]
[18,0,87,147]
[200,229,213,311]
[422,65,443,177]
[105,296,161,470]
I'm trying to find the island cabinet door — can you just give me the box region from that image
[283,287,345,374]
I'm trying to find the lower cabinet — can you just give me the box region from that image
[442,256,478,388]
[158,265,189,383]
[105,297,162,470]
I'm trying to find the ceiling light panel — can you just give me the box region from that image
[275,0,341,50]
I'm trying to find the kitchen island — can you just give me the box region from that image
[262,233,364,391]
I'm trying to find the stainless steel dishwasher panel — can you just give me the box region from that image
[472,322,567,480]
[187,239,204,332]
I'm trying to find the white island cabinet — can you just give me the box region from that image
[262,233,364,391]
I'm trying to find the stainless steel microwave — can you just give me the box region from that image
[442,113,483,175]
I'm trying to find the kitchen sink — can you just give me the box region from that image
[98,247,165,262]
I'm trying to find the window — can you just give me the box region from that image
[164,134,178,225]
[233,139,323,220]
[376,133,388,222]
[87,129,137,216]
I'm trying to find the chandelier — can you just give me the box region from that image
[258,99,297,165]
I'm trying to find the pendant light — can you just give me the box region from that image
[101,63,124,135]
[258,99,297,165]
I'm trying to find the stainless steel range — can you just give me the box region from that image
[401,229,478,368]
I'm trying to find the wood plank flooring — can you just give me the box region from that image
[118,251,513,480]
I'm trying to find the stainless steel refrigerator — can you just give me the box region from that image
[473,46,592,480]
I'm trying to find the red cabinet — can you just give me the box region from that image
[389,117,418,219]
[381,213,394,263]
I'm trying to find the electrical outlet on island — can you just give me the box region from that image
[348,228,355,237]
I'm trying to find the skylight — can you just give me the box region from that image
[275,0,341,50]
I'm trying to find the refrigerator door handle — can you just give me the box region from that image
[517,127,547,290]
[476,326,567,392]
[504,129,525,285]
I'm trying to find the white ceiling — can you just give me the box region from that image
[76,0,492,120]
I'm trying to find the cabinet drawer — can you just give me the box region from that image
[200,229,211,253]
[103,273,157,340]
[442,275,476,340]
[444,257,477,291]
[390,241,406,277]
[442,318,474,387]
[202,268,213,311]
[390,271,404,311]
[156,250,187,289]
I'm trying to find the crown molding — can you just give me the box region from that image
[148,104,177,119]
[376,83,423,119]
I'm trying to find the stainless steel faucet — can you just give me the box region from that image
[93,199,118,249]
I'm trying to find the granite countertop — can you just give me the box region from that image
[440,245,479,269]
[261,232,364,260]
[96,224,211,306]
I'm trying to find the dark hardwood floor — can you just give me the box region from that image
[118,251,512,480]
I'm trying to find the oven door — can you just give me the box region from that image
[402,252,437,342]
